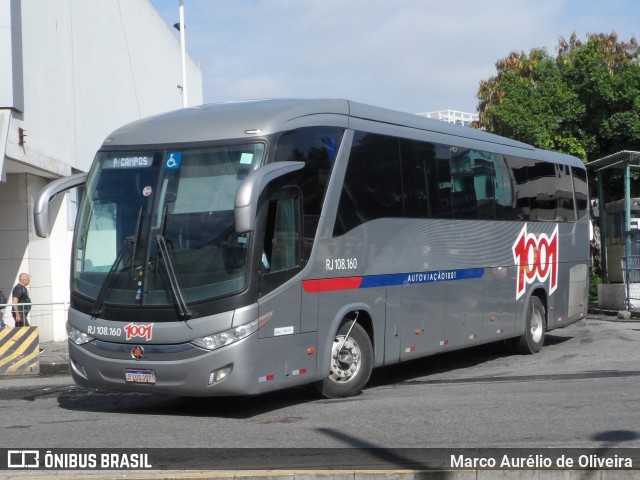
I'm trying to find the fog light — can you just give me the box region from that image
[208,365,232,385]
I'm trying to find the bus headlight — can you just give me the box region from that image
[191,319,259,351]
[67,325,95,345]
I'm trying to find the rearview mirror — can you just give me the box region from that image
[234,161,304,233]
[34,172,88,238]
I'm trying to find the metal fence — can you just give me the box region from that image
[0,301,69,342]
[623,255,640,309]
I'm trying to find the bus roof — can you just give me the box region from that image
[102,99,584,168]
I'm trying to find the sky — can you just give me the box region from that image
[149,0,640,115]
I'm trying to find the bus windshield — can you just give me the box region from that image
[72,144,265,310]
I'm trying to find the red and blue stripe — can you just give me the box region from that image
[302,268,484,293]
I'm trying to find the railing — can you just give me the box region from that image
[0,301,70,315]
[0,301,70,342]
[623,255,640,309]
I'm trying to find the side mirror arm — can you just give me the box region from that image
[234,161,304,233]
[34,172,88,238]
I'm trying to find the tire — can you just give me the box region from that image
[315,321,373,399]
[515,295,546,354]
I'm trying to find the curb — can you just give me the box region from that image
[587,307,640,321]
[39,359,70,376]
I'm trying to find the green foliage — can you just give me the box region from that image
[589,271,602,301]
[477,33,640,163]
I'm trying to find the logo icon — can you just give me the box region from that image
[165,152,182,169]
[131,345,145,360]
[124,323,153,341]
[8,450,40,468]
[513,224,559,300]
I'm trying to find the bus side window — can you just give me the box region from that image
[260,191,303,295]
[274,127,343,257]
[572,166,589,219]
[334,132,402,236]
[399,138,451,219]
[270,197,300,271]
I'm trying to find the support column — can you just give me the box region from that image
[624,160,632,310]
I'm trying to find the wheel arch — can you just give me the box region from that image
[319,303,377,376]
[517,286,548,337]
[530,287,548,330]
[345,309,374,347]
[314,304,376,398]
[514,291,548,354]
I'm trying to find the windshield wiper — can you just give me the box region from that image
[156,234,191,319]
[155,204,191,319]
[130,206,143,279]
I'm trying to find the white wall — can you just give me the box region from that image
[0,0,203,340]
[0,0,18,110]
[11,0,202,173]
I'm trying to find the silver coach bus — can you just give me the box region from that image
[35,99,589,398]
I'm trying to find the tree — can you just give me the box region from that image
[476,32,640,163]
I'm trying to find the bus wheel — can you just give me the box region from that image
[315,321,373,399]
[515,296,546,354]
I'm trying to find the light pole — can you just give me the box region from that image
[177,0,188,107]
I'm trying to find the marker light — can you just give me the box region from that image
[208,365,232,385]
[67,325,95,345]
[192,319,259,351]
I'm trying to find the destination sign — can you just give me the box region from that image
[102,153,155,169]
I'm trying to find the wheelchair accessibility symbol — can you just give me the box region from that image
[165,152,182,169]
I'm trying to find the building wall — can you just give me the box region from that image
[0,173,67,340]
[0,0,203,340]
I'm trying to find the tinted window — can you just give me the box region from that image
[528,161,575,221]
[334,132,402,235]
[494,164,517,220]
[555,163,576,221]
[450,148,508,220]
[527,161,556,220]
[263,197,301,273]
[400,139,452,219]
[333,132,580,236]
[260,189,303,296]
[504,155,532,220]
[274,127,343,254]
[572,166,589,219]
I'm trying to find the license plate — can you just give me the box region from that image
[125,369,156,384]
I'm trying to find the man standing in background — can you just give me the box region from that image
[12,273,31,327]
[0,289,7,328]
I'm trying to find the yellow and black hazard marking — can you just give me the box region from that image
[0,326,40,375]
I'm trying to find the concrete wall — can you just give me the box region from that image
[0,0,203,340]
[7,0,202,173]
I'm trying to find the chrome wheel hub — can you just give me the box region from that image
[329,335,362,383]
[531,309,543,343]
